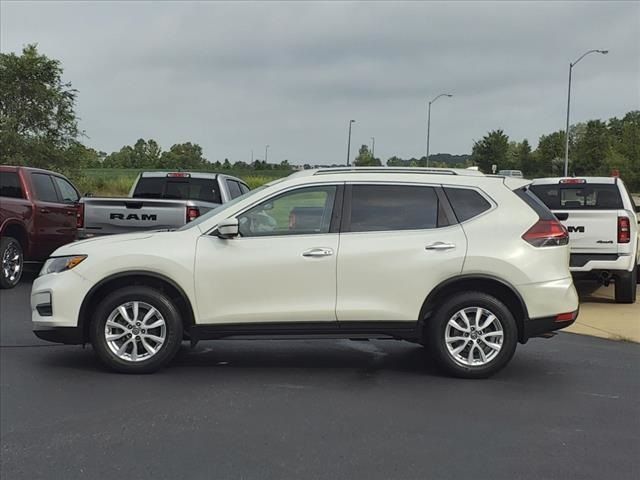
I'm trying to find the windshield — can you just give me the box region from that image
[177,184,270,231]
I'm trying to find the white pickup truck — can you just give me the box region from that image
[530,177,639,303]
[78,172,250,239]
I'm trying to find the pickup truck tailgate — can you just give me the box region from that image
[82,198,188,235]
[553,209,619,253]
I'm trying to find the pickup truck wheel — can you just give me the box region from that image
[90,286,183,373]
[614,266,637,304]
[0,237,23,289]
[426,292,518,379]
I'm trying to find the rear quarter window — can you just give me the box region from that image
[31,173,59,203]
[444,188,491,222]
[529,184,623,210]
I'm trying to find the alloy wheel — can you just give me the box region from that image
[2,242,22,285]
[104,301,167,362]
[445,306,504,367]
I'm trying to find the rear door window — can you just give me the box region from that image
[31,173,59,203]
[0,172,23,199]
[346,184,439,232]
[530,184,623,210]
[444,188,492,222]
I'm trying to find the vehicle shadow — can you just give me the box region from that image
[37,338,551,382]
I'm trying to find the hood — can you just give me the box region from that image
[53,232,155,256]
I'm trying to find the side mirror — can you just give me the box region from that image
[84,192,93,197]
[214,218,239,239]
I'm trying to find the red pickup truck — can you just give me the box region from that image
[0,166,80,289]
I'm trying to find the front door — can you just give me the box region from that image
[336,183,467,322]
[194,184,341,325]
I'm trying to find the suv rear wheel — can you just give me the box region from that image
[426,291,518,379]
[0,236,23,289]
[90,286,184,373]
[614,266,637,304]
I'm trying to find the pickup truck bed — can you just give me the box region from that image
[78,172,249,238]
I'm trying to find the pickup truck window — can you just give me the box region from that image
[31,173,59,203]
[0,172,23,199]
[133,177,222,204]
[226,180,242,199]
[238,186,336,237]
[239,183,250,195]
[530,184,623,210]
[347,185,438,232]
[53,176,79,203]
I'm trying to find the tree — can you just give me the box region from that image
[513,139,534,176]
[535,131,565,176]
[222,158,231,169]
[354,144,381,166]
[0,44,81,174]
[160,142,206,170]
[572,120,609,176]
[471,130,509,173]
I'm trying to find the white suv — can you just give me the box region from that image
[32,168,579,378]
[530,177,639,303]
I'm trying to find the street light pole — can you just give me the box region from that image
[563,49,608,177]
[426,93,452,167]
[346,120,355,166]
[371,137,375,159]
[265,145,269,164]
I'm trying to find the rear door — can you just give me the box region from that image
[29,172,76,258]
[336,183,467,322]
[530,182,621,253]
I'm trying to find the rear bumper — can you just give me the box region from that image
[523,310,578,341]
[569,253,635,273]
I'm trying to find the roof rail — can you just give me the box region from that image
[313,167,461,176]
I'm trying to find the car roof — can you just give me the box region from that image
[140,171,218,179]
[292,166,485,178]
[531,177,617,185]
[0,165,69,177]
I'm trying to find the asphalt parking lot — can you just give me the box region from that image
[1,275,639,480]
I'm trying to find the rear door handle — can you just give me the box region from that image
[40,208,50,214]
[302,247,334,257]
[425,242,456,251]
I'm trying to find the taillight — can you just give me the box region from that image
[186,206,200,223]
[522,219,569,247]
[618,217,630,243]
[76,203,84,229]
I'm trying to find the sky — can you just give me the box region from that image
[1,1,639,165]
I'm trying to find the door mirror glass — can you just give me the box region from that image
[214,218,239,239]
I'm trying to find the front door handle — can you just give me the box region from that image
[425,242,456,251]
[302,247,334,257]
[40,208,50,214]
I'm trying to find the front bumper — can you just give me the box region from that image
[31,269,91,342]
[34,327,84,344]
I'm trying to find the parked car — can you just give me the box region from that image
[32,167,579,378]
[78,171,250,238]
[498,170,524,178]
[1,165,80,289]
[530,177,639,303]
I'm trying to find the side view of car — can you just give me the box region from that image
[31,167,579,378]
[530,177,639,303]
[1,165,80,289]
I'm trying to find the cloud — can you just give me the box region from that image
[1,1,638,164]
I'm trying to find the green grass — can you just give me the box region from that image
[75,168,291,196]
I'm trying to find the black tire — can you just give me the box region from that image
[614,266,637,304]
[0,236,24,289]
[90,286,184,373]
[425,291,518,379]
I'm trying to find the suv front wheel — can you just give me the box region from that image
[90,286,184,373]
[426,291,518,379]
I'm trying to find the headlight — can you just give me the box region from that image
[40,255,87,276]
